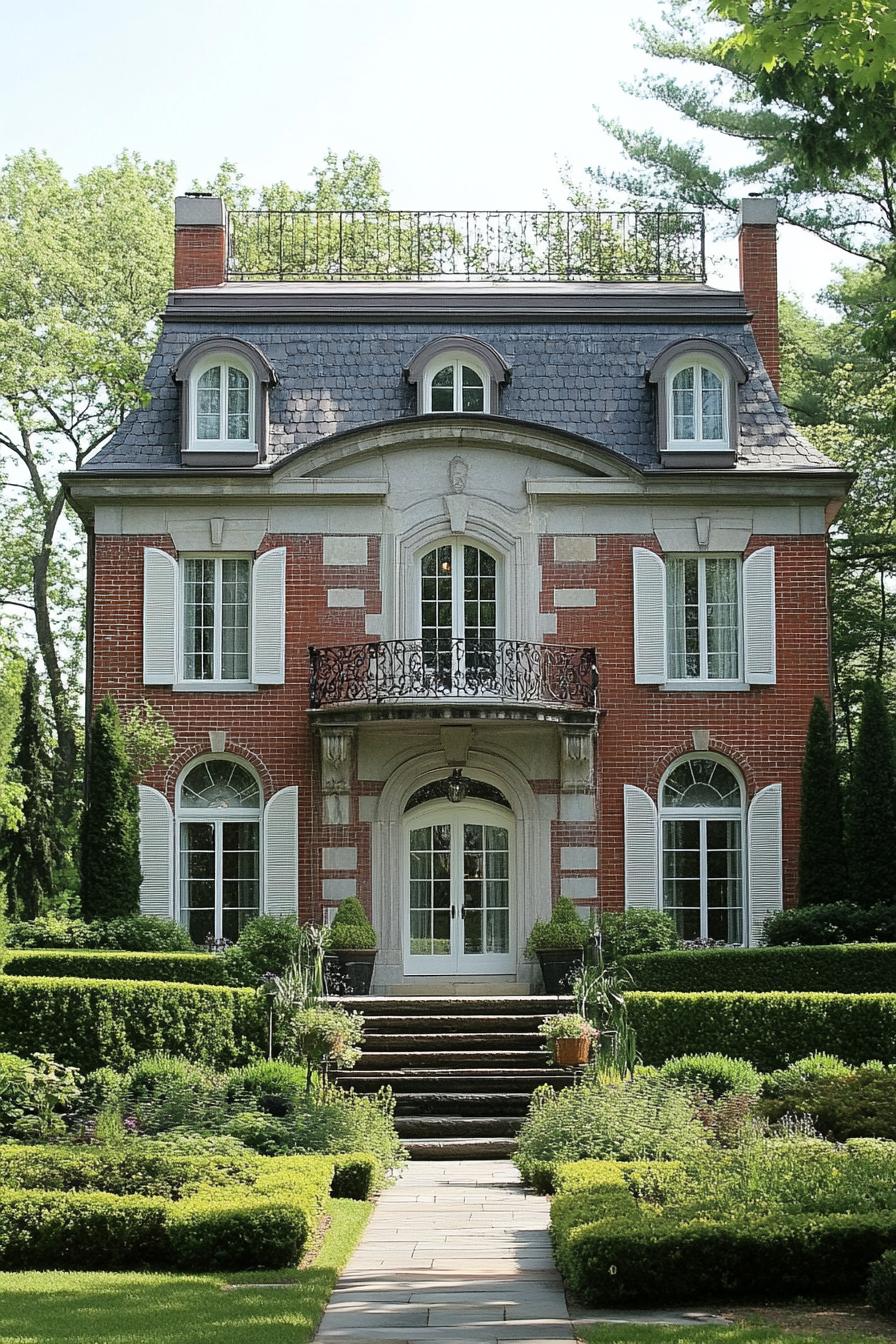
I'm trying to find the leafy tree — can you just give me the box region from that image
[79,696,141,920]
[845,680,896,905]
[712,1,896,88]
[0,662,59,918]
[120,702,175,779]
[798,696,849,905]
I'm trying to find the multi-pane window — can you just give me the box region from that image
[194,362,252,444]
[178,759,261,946]
[428,360,487,413]
[182,557,251,682]
[669,362,726,447]
[420,542,498,689]
[666,556,739,681]
[661,757,744,945]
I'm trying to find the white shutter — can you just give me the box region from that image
[264,785,299,917]
[743,546,776,685]
[624,785,659,910]
[143,548,179,685]
[748,783,783,945]
[252,547,286,685]
[632,548,667,684]
[138,785,174,919]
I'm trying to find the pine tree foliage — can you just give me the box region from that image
[0,662,58,919]
[79,695,141,921]
[846,680,896,906]
[799,696,849,905]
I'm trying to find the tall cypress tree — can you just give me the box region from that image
[846,680,896,908]
[80,695,141,920]
[798,697,849,906]
[0,662,57,918]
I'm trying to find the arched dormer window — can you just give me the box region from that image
[647,339,748,469]
[173,338,277,468]
[405,336,510,416]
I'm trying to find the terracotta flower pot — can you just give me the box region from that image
[553,1034,591,1067]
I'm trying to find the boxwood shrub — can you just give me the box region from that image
[4,950,226,985]
[0,1144,340,1270]
[623,945,896,993]
[0,976,265,1071]
[627,991,896,1070]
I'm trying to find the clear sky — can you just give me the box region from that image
[1,0,844,307]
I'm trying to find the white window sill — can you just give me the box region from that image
[666,442,730,453]
[172,681,258,694]
[188,442,258,453]
[660,680,749,693]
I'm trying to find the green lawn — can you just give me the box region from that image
[0,1197,370,1344]
[578,1323,894,1344]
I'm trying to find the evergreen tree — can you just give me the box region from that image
[799,697,849,906]
[80,695,141,920]
[0,662,57,918]
[846,680,896,906]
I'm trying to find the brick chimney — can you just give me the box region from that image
[174,193,227,289]
[737,196,779,390]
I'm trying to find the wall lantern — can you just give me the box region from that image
[446,768,468,804]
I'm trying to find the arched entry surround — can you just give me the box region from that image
[371,748,551,989]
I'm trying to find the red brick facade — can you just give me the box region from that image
[91,527,830,923]
[738,221,780,390]
[173,225,227,289]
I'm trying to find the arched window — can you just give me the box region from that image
[660,755,744,945]
[426,356,488,414]
[669,359,727,449]
[419,540,499,691]
[191,354,255,449]
[177,758,261,945]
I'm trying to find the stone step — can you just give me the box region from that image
[362,1031,543,1052]
[402,1136,517,1159]
[336,995,573,1017]
[395,1114,524,1139]
[358,1014,547,1034]
[358,1049,547,1070]
[336,1069,572,1093]
[392,1091,532,1117]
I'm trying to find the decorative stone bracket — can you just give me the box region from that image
[560,727,594,793]
[320,727,356,825]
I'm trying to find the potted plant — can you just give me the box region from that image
[538,1012,598,1067]
[525,897,590,993]
[326,898,377,995]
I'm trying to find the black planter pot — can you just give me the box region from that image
[537,948,584,994]
[326,948,377,996]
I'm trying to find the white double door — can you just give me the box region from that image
[403,801,514,975]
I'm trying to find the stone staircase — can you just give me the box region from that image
[332,995,575,1159]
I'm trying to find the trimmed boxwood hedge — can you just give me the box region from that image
[550,1158,896,1306]
[623,945,896,994]
[4,950,227,985]
[627,991,896,1070]
[0,976,265,1071]
[0,1144,335,1270]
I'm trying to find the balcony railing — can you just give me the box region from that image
[227,209,706,283]
[309,638,598,711]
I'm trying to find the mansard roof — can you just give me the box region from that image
[82,281,836,475]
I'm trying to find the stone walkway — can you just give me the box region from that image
[315,1159,575,1343]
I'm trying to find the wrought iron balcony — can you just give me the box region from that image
[227,209,706,283]
[309,638,598,712]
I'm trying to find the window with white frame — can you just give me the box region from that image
[178,758,261,945]
[190,356,255,450]
[182,556,251,683]
[668,358,728,451]
[419,540,499,689]
[666,555,740,682]
[425,356,489,414]
[660,756,744,945]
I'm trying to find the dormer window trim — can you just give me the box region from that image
[647,338,748,470]
[405,335,511,416]
[173,337,277,468]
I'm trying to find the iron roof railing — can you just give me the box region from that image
[227,209,706,284]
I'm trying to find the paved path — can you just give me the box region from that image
[315,1159,575,1343]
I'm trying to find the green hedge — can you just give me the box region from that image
[0,977,265,1072]
[550,1158,896,1306]
[0,1144,337,1270]
[4,950,227,985]
[624,945,896,993]
[628,991,896,1070]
